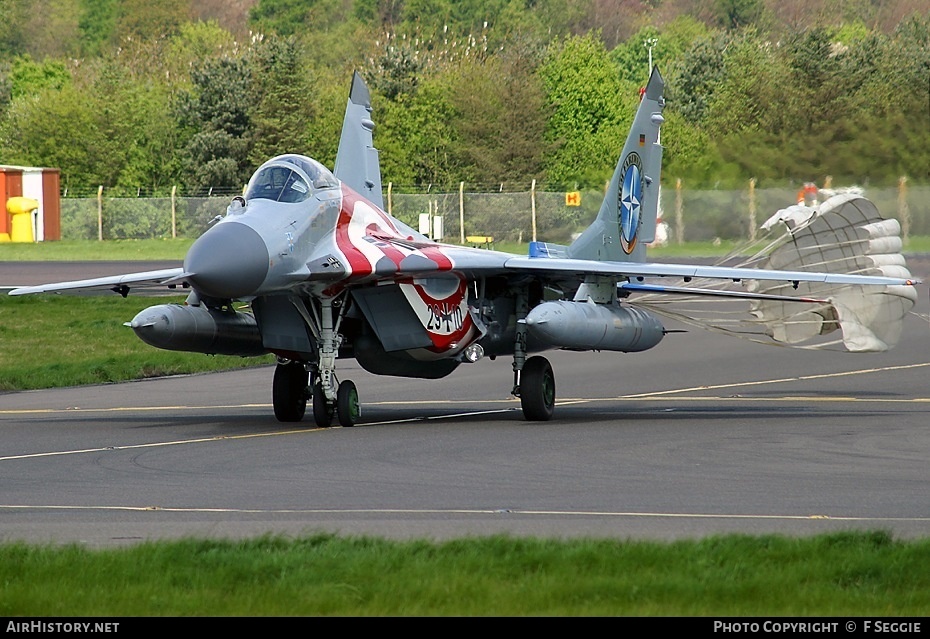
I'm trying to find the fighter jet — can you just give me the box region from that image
[10,69,920,426]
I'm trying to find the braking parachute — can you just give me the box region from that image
[631,192,919,352]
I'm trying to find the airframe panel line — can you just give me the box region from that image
[0,504,928,524]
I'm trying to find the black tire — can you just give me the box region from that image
[312,380,333,427]
[272,362,308,422]
[336,380,360,427]
[520,356,555,421]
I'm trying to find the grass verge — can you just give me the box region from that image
[0,295,271,391]
[1,531,928,616]
[0,238,195,261]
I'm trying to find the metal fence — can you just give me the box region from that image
[60,180,930,245]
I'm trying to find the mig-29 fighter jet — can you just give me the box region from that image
[11,69,919,427]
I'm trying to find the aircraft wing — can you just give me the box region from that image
[9,248,917,300]
[325,234,918,291]
[502,256,920,287]
[8,268,188,297]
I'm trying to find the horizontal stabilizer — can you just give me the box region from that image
[528,241,569,258]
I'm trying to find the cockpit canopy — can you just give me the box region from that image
[245,154,338,203]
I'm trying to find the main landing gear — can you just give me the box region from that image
[519,356,555,421]
[272,287,557,425]
[272,361,309,422]
[511,290,556,421]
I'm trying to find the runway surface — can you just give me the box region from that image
[1,261,929,547]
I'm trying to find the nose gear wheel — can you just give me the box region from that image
[336,380,360,427]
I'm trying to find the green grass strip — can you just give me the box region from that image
[0,296,271,391]
[0,532,928,616]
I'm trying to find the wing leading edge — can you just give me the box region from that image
[8,252,916,299]
[8,268,188,297]
[504,256,920,288]
[309,230,919,293]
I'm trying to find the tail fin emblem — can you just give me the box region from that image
[619,152,643,254]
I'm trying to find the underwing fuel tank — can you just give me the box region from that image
[524,301,664,352]
[128,304,267,357]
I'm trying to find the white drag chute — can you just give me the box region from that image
[632,192,918,352]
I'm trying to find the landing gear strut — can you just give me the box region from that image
[312,380,333,427]
[512,290,556,421]
[306,294,361,428]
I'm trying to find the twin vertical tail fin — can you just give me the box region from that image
[568,67,665,263]
[334,71,384,209]
[337,69,665,260]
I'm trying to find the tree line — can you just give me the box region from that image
[0,0,927,197]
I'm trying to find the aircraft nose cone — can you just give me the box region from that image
[184,222,269,299]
